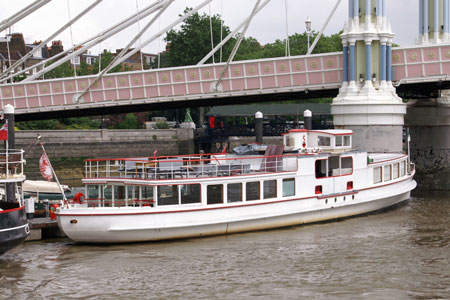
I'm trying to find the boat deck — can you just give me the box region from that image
[84,152,301,180]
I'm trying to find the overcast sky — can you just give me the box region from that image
[2,0,418,55]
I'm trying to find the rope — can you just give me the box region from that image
[209,2,215,64]
[66,0,77,77]
[136,0,145,70]
[6,30,12,79]
[284,0,290,56]
[157,14,161,69]
[220,0,223,62]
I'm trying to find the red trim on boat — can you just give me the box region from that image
[0,205,25,214]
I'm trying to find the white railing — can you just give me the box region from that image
[0,149,25,180]
[84,153,300,180]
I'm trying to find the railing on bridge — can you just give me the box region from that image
[1,44,450,115]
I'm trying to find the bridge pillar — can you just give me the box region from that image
[418,0,449,44]
[406,96,450,190]
[332,0,406,152]
[407,0,450,190]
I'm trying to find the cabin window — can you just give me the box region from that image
[246,181,260,201]
[207,184,223,204]
[341,157,353,175]
[393,163,399,179]
[282,178,295,197]
[318,136,331,147]
[87,185,100,200]
[400,160,406,176]
[315,159,327,178]
[104,185,113,207]
[263,180,277,199]
[373,167,382,183]
[384,165,392,182]
[343,136,350,146]
[336,136,343,147]
[329,156,340,176]
[158,185,179,206]
[181,184,201,204]
[227,183,243,203]
[126,185,139,205]
[142,186,154,206]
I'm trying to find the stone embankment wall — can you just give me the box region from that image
[14,129,195,187]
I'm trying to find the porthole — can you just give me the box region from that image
[334,198,337,203]
[352,195,355,200]
[344,196,346,201]
[325,199,328,204]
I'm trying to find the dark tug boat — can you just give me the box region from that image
[0,148,30,255]
[0,105,30,255]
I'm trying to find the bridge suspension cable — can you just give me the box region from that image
[197,0,272,65]
[75,0,174,103]
[0,0,51,33]
[14,0,167,83]
[213,0,263,92]
[108,0,214,70]
[284,0,290,57]
[307,0,342,55]
[0,0,103,80]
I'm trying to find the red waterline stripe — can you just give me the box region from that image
[0,205,25,214]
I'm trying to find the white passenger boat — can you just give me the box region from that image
[57,129,416,243]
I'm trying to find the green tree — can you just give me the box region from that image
[164,9,234,67]
[116,113,140,129]
[44,61,74,79]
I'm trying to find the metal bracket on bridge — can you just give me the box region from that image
[210,82,223,93]
[73,94,84,104]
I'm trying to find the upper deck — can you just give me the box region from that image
[83,150,302,183]
[0,149,26,183]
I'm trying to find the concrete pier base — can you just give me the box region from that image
[332,93,406,153]
[406,95,450,190]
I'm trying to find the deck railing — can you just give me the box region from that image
[84,153,300,180]
[0,149,25,180]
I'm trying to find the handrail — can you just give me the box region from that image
[84,152,302,180]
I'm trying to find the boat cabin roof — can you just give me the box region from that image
[283,129,353,153]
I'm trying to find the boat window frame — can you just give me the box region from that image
[373,166,382,184]
[315,155,353,179]
[263,179,277,199]
[282,178,295,197]
[207,184,224,205]
[393,162,400,179]
[227,182,243,203]
[383,165,392,182]
[246,181,261,201]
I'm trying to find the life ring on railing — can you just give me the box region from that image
[73,192,84,204]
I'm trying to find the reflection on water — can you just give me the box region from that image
[1,192,449,300]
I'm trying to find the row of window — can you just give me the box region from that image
[315,156,353,179]
[86,178,296,207]
[373,160,407,184]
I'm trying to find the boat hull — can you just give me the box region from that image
[58,178,416,244]
[0,206,29,255]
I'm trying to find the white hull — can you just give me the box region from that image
[58,177,416,243]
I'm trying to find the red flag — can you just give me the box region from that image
[39,152,53,181]
[0,121,8,141]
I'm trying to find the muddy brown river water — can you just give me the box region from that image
[1,192,449,300]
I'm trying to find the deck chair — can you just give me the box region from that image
[260,145,284,172]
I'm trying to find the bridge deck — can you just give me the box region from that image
[1,44,450,115]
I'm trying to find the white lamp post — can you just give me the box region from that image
[305,17,312,55]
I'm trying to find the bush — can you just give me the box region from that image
[155,122,169,129]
